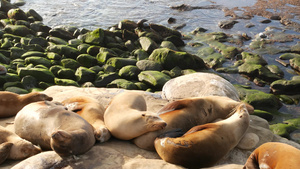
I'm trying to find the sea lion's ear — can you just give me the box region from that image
[51,130,72,142]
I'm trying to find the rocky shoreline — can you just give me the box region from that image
[0,0,299,167]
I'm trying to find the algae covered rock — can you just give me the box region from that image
[133,49,149,61]
[0,73,20,86]
[270,123,297,138]
[139,36,159,53]
[270,79,300,95]
[54,78,79,87]
[238,63,281,82]
[106,57,137,69]
[5,86,28,94]
[138,70,171,90]
[290,57,300,72]
[79,28,104,46]
[118,65,140,80]
[241,52,267,65]
[24,56,52,68]
[75,66,96,84]
[4,25,32,37]
[61,58,80,70]
[149,48,206,70]
[76,54,98,67]
[94,72,120,87]
[18,67,55,83]
[136,60,162,71]
[107,79,138,90]
[46,45,80,59]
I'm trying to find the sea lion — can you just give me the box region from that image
[62,96,111,143]
[14,101,95,156]
[133,96,254,151]
[0,91,53,118]
[243,142,300,169]
[104,91,167,140]
[154,103,250,168]
[0,126,41,164]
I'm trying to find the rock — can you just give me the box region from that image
[279,53,300,60]
[94,73,120,87]
[24,56,52,68]
[61,58,80,70]
[49,27,74,40]
[106,57,137,69]
[21,75,38,89]
[57,68,76,80]
[7,8,27,20]
[270,79,300,95]
[149,48,206,70]
[46,52,61,60]
[75,66,96,84]
[270,123,297,138]
[46,36,68,45]
[160,41,178,51]
[133,49,149,61]
[0,73,20,86]
[46,45,80,59]
[164,35,185,47]
[290,57,300,72]
[10,47,26,60]
[21,51,45,59]
[118,19,137,32]
[136,60,162,71]
[77,43,90,53]
[76,54,98,67]
[253,109,274,121]
[29,37,48,47]
[107,79,138,90]
[0,52,10,64]
[241,52,267,65]
[266,65,284,78]
[96,50,118,64]
[86,46,100,56]
[138,70,171,90]
[162,72,240,101]
[118,65,140,80]
[79,28,104,46]
[0,65,7,75]
[4,25,32,37]
[139,36,159,54]
[26,9,43,21]
[54,78,79,87]
[218,20,238,29]
[260,19,271,23]
[221,46,239,59]
[202,53,226,69]
[17,67,54,83]
[149,23,182,38]
[5,86,28,94]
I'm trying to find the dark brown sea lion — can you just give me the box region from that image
[62,96,111,143]
[14,101,95,156]
[154,103,250,168]
[104,91,167,140]
[243,142,300,169]
[0,91,53,118]
[133,96,254,151]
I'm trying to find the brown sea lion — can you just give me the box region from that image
[133,96,254,151]
[243,142,300,169]
[14,101,95,156]
[0,91,53,118]
[154,103,250,168]
[104,91,167,140]
[0,126,41,164]
[62,96,111,143]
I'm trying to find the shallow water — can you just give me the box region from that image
[18,0,300,118]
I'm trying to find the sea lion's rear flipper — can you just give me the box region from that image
[51,130,72,142]
[243,152,260,169]
[157,100,189,115]
[157,128,185,138]
[0,142,13,164]
[183,123,217,136]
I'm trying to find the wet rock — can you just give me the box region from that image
[29,37,48,47]
[106,57,136,69]
[191,27,208,34]
[241,52,267,65]
[270,123,297,138]
[139,36,159,54]
[266,65,284,78]
[260,19,271,23]
[218,20,238,29]
[107,79,138,90]
[149,23,182,38]
[221,46,239,59]
[1,37,13,49]
[136,60,162,71]
[164,35,185,47]
[160,41,178,51]
[0,52,10,64]
[17,67,55,83]
[4,25,32,37]
[149,48,206,70]
[96,48,118,64]
[49,65,64,77]
[291,42,300,53]
[279,53,300,60]
[77,43,90,53]
[75,66,96,84]
[79,28,104,46]
[162,72,240,101]
[46,36,68,45]
[10,47,25,60]
[61,58,80,70]
[46,45,80,59]
[5,86,28,94]
[54,78,79,87]
[0,72,20,86]
[86,46,100,56]
[167,17,176,24]
[290,57,300,72]
[118,19,137,32]
[138,70,171,90]
[118,65,140,80]
[270,79,300,95]
[202,53,226,69]
[245,23,255,28]
[57,68,76,80]
[253,109,274,121]
[76,54,98,67]
[68,39,82,48]
[24,56,52,68]
[46,52,61,60]
[7,8,27,20]
[270,15,281,20]
[49,27,74,40]
[197,47,215,57]
[21,75,38,89]
[26,9,43,21]
[133,49,149,61]
[94,72,120,87]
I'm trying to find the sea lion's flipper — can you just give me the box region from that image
[243,152,260,169]
[157,100,188,115]
[157,129,185,138]
[0,142,13,164]
[183,123,217,136]
[51,130,72,142]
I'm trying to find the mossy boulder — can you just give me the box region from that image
[107,79,138,90]
[197,47,215,57]
[79,28,104,46]
[0,52,10,64]
[241,52,267,65]
[221,46,239,59]
[54,78,79,87]
[5,86,28,94]
[133,49,149,61]
[202,53,226,69]
[46,45,80,59]
[94,72,120,87]
[149,48,206,70]
[106,57,137,69]
[46,52,61,60]
[118,65,140,80]
[270,123,298,138]
[3,81,23,90]
[10,47,26,60]
[77,54,98,67]
[7,8,28,20]
[160,41,178,51]
[49,65,64,76]
[134,82,148,90]
[253,109,274,121]
[4,25,32,37]
[24,56,52,68]
[0,73,20,86]
[138,70,171,90]
[21,51,46,59]
[75,67,96,84]
[290,57,300,72]
[270,79,300,95]
[57,68,76,80]
[21,75,38,90]
[139,36,159,54]
[279,53,300,60]
[136,60,162,71]
[47,36,68,45]
[266,65,284,78]
[29,37,49,47]
[61,59,80,70]
[96,51,118,64]
[238,63,281,82]
[18,67,55,83]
